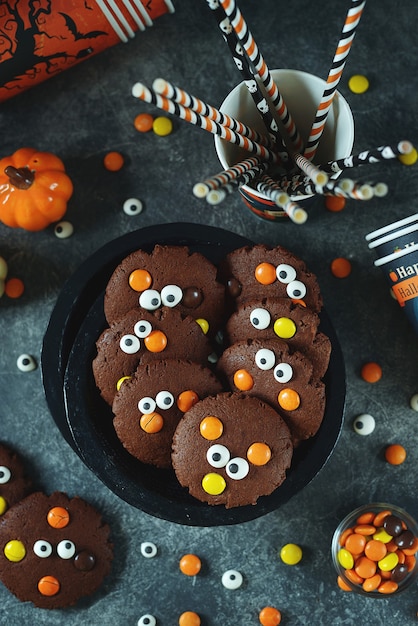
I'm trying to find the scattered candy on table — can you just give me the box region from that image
[152,116,173,136]
[361,361,382,383]
[324,195,346,212]
[279,543,302,565]
[221,569,243,589]
[140,542,157,558]
[5,277,24,299]
[178,611,201,626]
[398,146,417,166]
[352,413,376,436]
[330,257,352,278]
[123,198,143,216]
[134,113,155,133]
[410,394,418,411]
[54,221,74,239]
[137,615,157,626]
[384,443,407,465]
[348,74,370,94]
[103,151,125,171]
[16,354,37,372]
[258,605,282,626]
[179,553,202,576]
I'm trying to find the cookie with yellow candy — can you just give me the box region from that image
[0,443,33,516]
[217,338,326,445]
[172,392,293,508]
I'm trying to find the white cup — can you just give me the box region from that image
[365,213,418,243]
[214,68,355,221]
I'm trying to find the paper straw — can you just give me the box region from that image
[253,174,308,224]
[303,0,366,161]
[220,0,303,152]
[152,78,275,150]
[319,140,413,173]
[193,156,265,198]
[132,82,282,163]
[291,152,329,187]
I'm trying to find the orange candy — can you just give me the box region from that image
[355,556,377,579]
[361,362,382,383]
[330,257,352,278]
[278,388,300,411]
[354,524,376,536]
[177,390,199,413]
[377,580,398,594]
[199,416,223,440]
[144,330,167,353]
[47,506,70,529]
[325,195,346,212]
[140,412,163,433]
[179,554,201,576]
[255,262,277,285]
[129,269,152,292]
[103,151,124,171]
[373,510,392,527]
[233,369,254,391]
[5,277,24,298]
[357,511,375,525]
[345,532,366,555]
[259,606,282,626]
[362,573,381,592]
[38,575,60,596]
[385,443,407,465]
[337,575,353,591]
[364,539,387,562]
[179,612,201,626]
[247,442,271,466]
[134,113,154,132]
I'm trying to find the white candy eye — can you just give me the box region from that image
[134,320,153,338]
[0,466,11,484]
[274,362,293,383]
[17,354,37,372]
[226,457,249,480]
[222,569,243,589]
[250,307,271,330]
[137,616,157,626]
[286,280,306,299]
[276,264,297,283]
[123,197,143,216]
[54,221,74,239]
[255,348,275,370]
[161,285,183,307]
[57,540,76,559]
[138,397,156,414]
[207,444,230,468]
[353,413,375,436]
[139,289,161,311]
[155,391,174,410]
[119,334,140,354]
[140,542,157,558]
[33,540,53,558]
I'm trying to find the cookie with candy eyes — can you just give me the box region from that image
[103,245,225,336]
[92,307,215,405]
[225,297,331,379]
[112,359,223,468]
[172,392,293,508]
[0,491,113,609]
[0,443,33,516]
[217,244,323,313]
[217,339,326,444]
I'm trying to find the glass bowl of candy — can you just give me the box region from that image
[331,503,418,596]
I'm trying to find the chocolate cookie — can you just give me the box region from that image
[224,297,331,378]
[217,338,326,444]
[112,359,223,468]
[93,307,215,405]
[0,491,113,609]
[0,443,33,516]
[104,245,225,336]
[218,244,323,313]
[172,392,293,508]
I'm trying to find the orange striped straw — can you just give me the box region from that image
[291,152,329,187]
[220,0,303,152]
[193,156,265,198]
[303,0,366,161]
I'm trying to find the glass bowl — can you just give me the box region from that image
[331,503,418,597]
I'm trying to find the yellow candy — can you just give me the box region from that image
[195,318,209,335]
[273,317,297,339]
[201,472,226,495]
[378,552,399,572]
[280,543,303,565]
[116,376,131,391]
[153,116,173,136]
[4,539,26,562]
[373,528,393,543]
[398,146,418,166]
[0,496,7,516]
[348,74,369,94]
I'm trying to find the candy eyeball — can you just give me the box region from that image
[139,289,161,311]
[0,466,11,484]
[276,263,297,284]
[221,569,243,589]
[57,540,76,559]
[119,334,140,354]
[123,198,143,216]
[250,308,271,330]
[54,221,74,239]
[0,256,8,280]
[33,540,53,558]
[409,394,418,412]
[17,354,37,372]
[140,542,157,558]
[137,615,157,626]
[353,413,375,436]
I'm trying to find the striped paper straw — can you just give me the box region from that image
[303,0,366,161]
[291,152,329,187]
[220,0,303,152]
[193,156,266,198]
[319,140,413,173]
[205,165,268,205]
[132,82,281,163]
[253,174,308,224]
[152,78,275,150]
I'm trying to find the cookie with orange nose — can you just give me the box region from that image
[0,443,33,516]
[0,491,113,608]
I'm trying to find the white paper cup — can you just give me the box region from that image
[365,213,418,243]
[368,223,418,258]
[214,69,354,221]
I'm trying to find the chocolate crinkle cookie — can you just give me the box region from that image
[0,442,33,516]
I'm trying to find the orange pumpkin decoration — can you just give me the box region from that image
[0,147,73,231]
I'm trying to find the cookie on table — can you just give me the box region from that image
[103,245,225,337]
[224,297,331,379]
[93,307,216,405]
[172,392,293,508]
[0,443,33,516]
[0,491,113,609]
[217,338,326,444]
[218,243,323,313]
[112,359,223,468]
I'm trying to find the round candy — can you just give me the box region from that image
[153,116,173,136]
[398,146,417,166]
[141,542,157,558]
[330,257,352,278]
[179,554,202,576]
[199,416,223,440]
[134,113,154,133]
[138,616,157,626]
[337,548,354,570]
[234,369,254,391]
[0,256,8,280]
[280,543,302,565]
[259,606,282,626]
[410,394,418,411]
[5,277,24,299]
[361,362,382,383]
[16,354,37,372]
[38,575,60,596]
[353,413,375,435]
[178,612,200,626]
[103,151,124,171]
[221,569,243,589]
[325,195,346,212]
[385,443,407,465]
[201,472,226,495]
[4,539,26,562]
[348,74,370,94]
[54,220,74,238]
[123,198,143,216]
[273,317,296,339]
[47,506,70,528]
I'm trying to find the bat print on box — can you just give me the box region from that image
[172,393,293,508]
[217,338,326,445]
[0,443,33,516]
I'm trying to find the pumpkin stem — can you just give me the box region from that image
[4,165,35,190]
